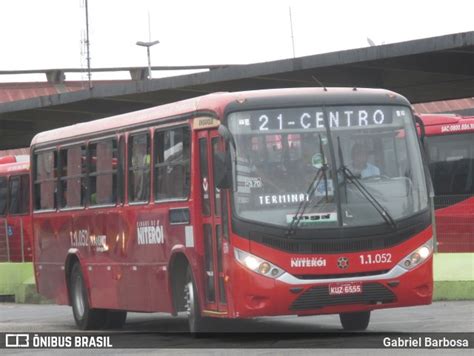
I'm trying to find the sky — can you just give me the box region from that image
[0,0,473,82]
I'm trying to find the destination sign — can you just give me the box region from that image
[230,106,402,133]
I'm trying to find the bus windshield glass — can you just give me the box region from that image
[425,132,474,197]
[227,106,428,228]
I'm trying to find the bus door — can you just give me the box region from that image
[197,129,227,314]
[7,175,31,262]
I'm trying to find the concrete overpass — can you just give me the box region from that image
[1,31,474,149]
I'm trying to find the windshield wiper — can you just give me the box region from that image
[286,134,329,236]
[286,165,328,236]
[336,137,396,229]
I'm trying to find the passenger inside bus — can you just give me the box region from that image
[349,143,380,178]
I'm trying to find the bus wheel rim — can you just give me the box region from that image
[184,281,194,318]
[74,275,85,318]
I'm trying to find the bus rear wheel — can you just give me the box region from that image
[339,311,371,331]
[70,263,106,330]
[184,267,212,333]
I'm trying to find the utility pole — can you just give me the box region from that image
[289,6,296,58]
[84,0,92,89]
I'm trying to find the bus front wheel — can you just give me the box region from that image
[184,267,211,333]
[70,263,106,330]
[339,311,371,331]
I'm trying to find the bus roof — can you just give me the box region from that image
[418,113,474,136]
[31,87,410,148]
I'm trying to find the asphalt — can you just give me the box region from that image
[0,301,473,352]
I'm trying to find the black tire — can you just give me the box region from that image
[103,310,127,330]
[70,263,106,330]
[339,311,371,331]
[184,267,212,333]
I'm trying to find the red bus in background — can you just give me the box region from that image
[419,114,474,252]
[31,88,433,332]
[0,156,33,262]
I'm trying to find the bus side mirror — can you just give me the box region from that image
[214,151,232,189]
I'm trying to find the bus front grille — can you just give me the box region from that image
[290,282,396,311]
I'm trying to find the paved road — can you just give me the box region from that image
[0,301,473,351]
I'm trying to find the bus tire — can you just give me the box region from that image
[184,267,211,333]
[103,310,127,329]
[70,263,106,330]
[339,311,371,331]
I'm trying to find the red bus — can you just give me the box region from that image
[31,88,433,332]
[0,156,32,262]
[419,114,474,252]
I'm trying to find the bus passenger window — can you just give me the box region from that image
[34,151,56,210]
[128,133,150,203]
[117,136,125,204]
[154,126,190,201]
[59,145,86,208]
[0,177,7,216]
[89,140,118,206]
[9,175,29,215]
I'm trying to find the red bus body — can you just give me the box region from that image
[420,114,474,252]
[31,89,433,330]
[0,157,33,262]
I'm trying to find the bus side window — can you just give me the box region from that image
[34,150,56,211]
[20,175,29,214]
[89,139,117,206]
[59,145,86,209]
[8,177,20,214]
[0,177,7,216]
[128,133,150,203]
[117,135,125,204]
[154,126,190,201]
[8,176,28,215]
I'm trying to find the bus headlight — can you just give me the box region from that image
[398,239,433,270]
[234,248,285,278]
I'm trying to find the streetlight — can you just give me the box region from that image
[136,40,160,79]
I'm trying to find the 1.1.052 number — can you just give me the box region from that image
[359,253,392,265]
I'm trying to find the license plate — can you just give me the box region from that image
[328,282,363,296]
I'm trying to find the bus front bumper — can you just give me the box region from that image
[227,257,433,318]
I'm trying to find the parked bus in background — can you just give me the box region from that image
[31,88,433,332]
[419,114,474,252]
[0,155,32,262]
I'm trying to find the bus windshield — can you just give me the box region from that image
[425,132,474,197]
[227,105,428,229]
